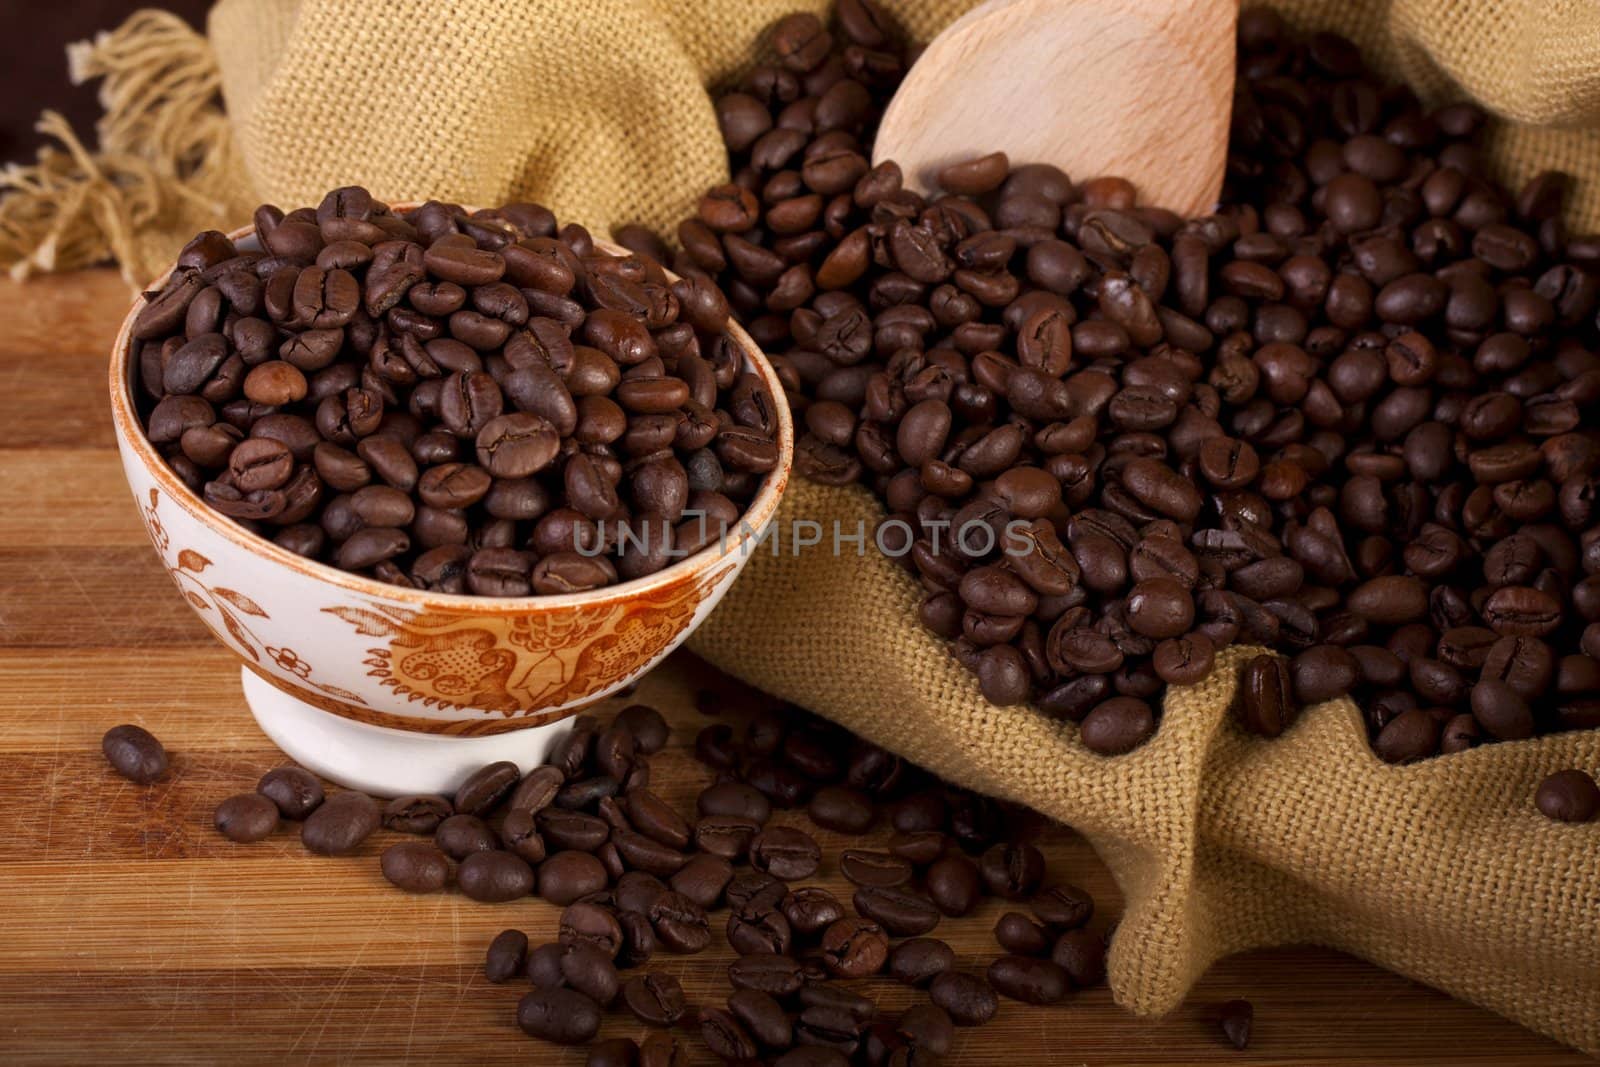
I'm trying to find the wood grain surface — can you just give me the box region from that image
[0,269,1589,1065]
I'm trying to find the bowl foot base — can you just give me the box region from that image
[240,667,571,797]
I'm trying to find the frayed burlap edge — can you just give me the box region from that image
[0,9,252,287]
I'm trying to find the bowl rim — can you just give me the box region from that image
[108,210,794,615]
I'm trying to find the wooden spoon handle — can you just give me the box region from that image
[874,0,1237,215]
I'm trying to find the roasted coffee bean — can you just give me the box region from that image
[525,942,568,989]
[1079,697,1156,754]
[1218,998,1254,1050]
[929,971,998,1026]
[383,794,453,834]
[625,971,687,1026]
[695,815,762,859]
[101,724,169,784]
[507,765,566,813]
[538,808,609,852]
[539,850,609,905]
[561,901,626,959]
[727,897,794,955]
[648,892,713,953]
[896,1003,956,1056]
[701,1007,759,1061]
[458,849,535,902]
[670,853,733,909]
[926,854,982,916]
[987,955,1069,1005]
[380,840,450,893]
[979,843,1046,900]
[517,987,602,1045]
[257,766,324,819]
[749,825,822,879]
[994,912,1052,956]
[819,916,889,978]
[1534,769,1600,823]
[213,792,279,842]
[808,785,875,832]
[1234,654,1296,738]
[780,886,844,937]
[888,937,956,986]
[435,814,498,859]
[453,760,520,815]
[840,849,912,888]
[615,704,670,754]
[853,885,942,936]
[1374,707,1441,764]
[624,789,692,849]
[301,791,380,855]
[559,942,621,1007]
[485,929,529,983]
[729,988,793,1051]
[730,952,806,997]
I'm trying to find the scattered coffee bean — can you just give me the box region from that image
[213,792,279,842]
[929,970,999,1026]
[700,1007,759,1060]
[383,794,453,834]
[257,765,324,819]
[1535,768,1600,823]
[819,916,889,978]
[381,840,450,892]
[453,761,521,815]
[540,850,609,905]
[926,854,983,916]
[559,942,621,1007]
[301,791,380,855]
[887,937,955,986]
[896,1003,955,1055]
[730,952,806,997]
[853,885,942,936]
[729,988,793,1051]
[749,825,822,879]
[102,724,168,784]
[624,971,687,1026]
[517,987,602,1045]
[1219,998,1254,1050]
[435,813,498,859]
[458,849,535,902]
[1051,928,1108,988]
[988,955,1070,1005]
[484,929,528,983]
[994,912,1052,956]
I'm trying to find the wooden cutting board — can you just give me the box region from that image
[0,269,1586,1065]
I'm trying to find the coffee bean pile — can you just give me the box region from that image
[133,191,779,595]
[665,1,1600,761]
[492,703,1112,1060]
[101,694,1130,1062]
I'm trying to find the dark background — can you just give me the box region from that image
[0,0,211,163]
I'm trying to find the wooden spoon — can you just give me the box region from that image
[873,0,1236,215]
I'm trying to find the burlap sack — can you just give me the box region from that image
[5,0,1598,1053]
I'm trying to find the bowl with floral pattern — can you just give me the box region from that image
[109,220,792,796]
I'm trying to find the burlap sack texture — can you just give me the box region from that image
[692,482,1600,1054]
[4,0,1597,1052]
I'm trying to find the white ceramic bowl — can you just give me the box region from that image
[110,223,792,796]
